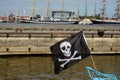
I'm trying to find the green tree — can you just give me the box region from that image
[34,14,41,19]
[95,14,101,19]
[8,13,15,22]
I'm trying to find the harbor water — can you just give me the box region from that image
[0,23,120,29]
[0,55,120,80]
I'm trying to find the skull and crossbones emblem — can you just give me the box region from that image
[60,41,71,57]
[59,41,82,68]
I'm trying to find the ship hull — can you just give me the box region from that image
[91,19,120,24]
[20,20,79,24]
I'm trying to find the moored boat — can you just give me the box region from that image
[91,0,120,24]
[20,10,79,24]
[91,19,120,24]
[20,19,79,24]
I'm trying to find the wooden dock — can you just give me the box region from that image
[0,27,120,55]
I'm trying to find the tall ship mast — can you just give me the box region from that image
[115,0,120,21]
[45,0,51,19]
[32,0,37,20]
[61,0,65,20]
[94,2,96,18]
[101,0,106,20]
[85,0,88,18]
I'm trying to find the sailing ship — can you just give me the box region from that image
[91,0,120,24]
[20,0,79,24]
[91,19,120,24]
[20,11,79,24]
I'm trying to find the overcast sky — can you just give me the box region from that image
[0,0,118,18]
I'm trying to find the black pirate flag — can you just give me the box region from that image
[50,31,90,74]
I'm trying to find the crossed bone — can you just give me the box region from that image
[58,51,82,68]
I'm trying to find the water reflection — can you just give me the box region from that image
[0,55,120,80]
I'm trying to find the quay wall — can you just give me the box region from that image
[0,28,120,55]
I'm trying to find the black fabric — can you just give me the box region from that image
[50,31,90,74]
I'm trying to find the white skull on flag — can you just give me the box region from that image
[60,41,71,57]
[59,41,82,68]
